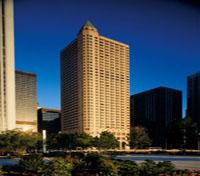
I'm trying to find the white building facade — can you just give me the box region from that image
[0,0,16,131]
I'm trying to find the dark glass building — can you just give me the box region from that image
[131,87,182,148]
[38,108,61,134]
[187,72,200,128]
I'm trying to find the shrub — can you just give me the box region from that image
[19,153,44,174]
[117,160,139,176]
[42,158,72,176]
[139,160,158,176]
[72,154,118,176]
[157,161,175,174]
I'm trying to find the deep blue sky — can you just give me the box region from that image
[14,0,200,116]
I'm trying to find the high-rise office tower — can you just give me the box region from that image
[131,87,182,148]
[187,71,200,128]
[15,71,37,131]
[61,21,130,147]
[0,0,16,131]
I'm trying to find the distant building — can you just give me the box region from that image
[187,71,200,128]
[0,0,16,131]
[60,20,130,148]
[38,108,61,134]
[15,71,37,131]
[131,87,182,148]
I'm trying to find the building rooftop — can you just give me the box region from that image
[78,20,97,34]
[131,86,182,97]
[38,107,61,113]
[16,70,36,77]
[188,71,200,78]
[83,20,95,28]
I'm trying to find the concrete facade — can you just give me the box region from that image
[61,21,130,147]
[0,0,16,131]
[15,71,37,131]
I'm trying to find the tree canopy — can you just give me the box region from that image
[129,126,151,149]
[0,130,42,154]
[167,117,199,149]
[95,131,119,150]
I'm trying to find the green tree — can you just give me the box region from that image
[139,160,158,176]
[19,153,44,175]
[72,154,118,176]
[52,133,77,150]
[182,117,198,149]
[0,130,20,152]
[75,133,93,149]
[48,133,94,150]
[42,158,72,176]
[117,160,139,176]
[20,131,42,152]
[167,117,199,149]
[0,130,42,154]
[96,131,119,150]
[139,160,175,176]
[47,133,59,150]
[167,120,183,149]
[99,158,118,176]
[157,161,175,174]
[129,127,151,149]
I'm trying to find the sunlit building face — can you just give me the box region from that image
[0,0,16,131]
[61,21,130,148]
[15,71,37,132]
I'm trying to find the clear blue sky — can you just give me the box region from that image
[14,0,200,116]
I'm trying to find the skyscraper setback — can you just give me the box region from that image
[0,0,16,131]
[61,21,130,147]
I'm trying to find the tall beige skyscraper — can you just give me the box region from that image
[0,0,16,131]
[15,71,37,132]
[61,21,130,147]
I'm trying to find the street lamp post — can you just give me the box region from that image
[42,130,47,153]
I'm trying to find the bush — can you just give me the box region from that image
[157,161,175,174]
[19,153,44,174]
[0,166,6,176]
[139,160,159,176]
[72,154,118,176]
[19,154,72,176]
[117,160,139,176]
[42,158,72,176]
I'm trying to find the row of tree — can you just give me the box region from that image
[0,130,42,154]
[0,118,198,153]
[0,128,151,154]
[1,153,179,176]
[47,131,120,150]
[47,128,151,150]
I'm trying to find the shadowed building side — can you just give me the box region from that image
[131,87,182,148]
[187,71,200,128]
